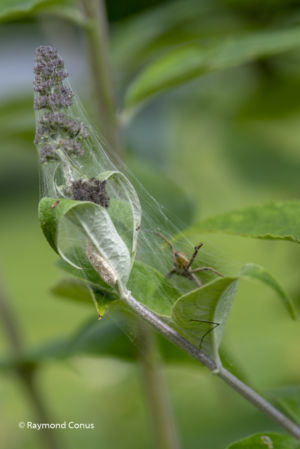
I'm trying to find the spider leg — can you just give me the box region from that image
[191,266,223,277]
[153,231,177,265]
[189,272,202,288]
[190,319,220,349]
[186,243,203,269]
[166,269,177,279]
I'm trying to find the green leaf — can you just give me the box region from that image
[39,197,131,286]
[55,247,111,287]
[56,242,294,323]
[51,278,95,303]
[51,278,118,318]
[124,27,300,111]
[0,96,34,141]
[240,264,296,320]
[0,315,210,370]
[68,314,207,365]
[0,318,137,367]
[39,197,80,253]
[267,386,300,425]
[66,316,137,360]
[0,0,50,19]
[226,432,300,449]
[128,261,180,317]
[54,260,180,318]
[171,263,295,365]
[187,201,300,244]
[112,0,224,82]
[0,0,84,24]
[98,171,142,261]
[172,277,238,365]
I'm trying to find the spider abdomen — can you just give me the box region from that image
[174,251,190,269]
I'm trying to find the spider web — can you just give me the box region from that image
[35,77,240,349]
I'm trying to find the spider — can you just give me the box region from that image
[153,231,224,348]
[153,231,223,288]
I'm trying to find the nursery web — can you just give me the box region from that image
[34,54,239,340]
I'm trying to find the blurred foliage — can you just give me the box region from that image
[267,386,300,426]
[187,201,300,244]
[226,432,300,449]
[124,26,300,111]
[1,0,300,448]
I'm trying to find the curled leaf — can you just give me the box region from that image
[98,170,142,261]
[39,197,131,287]
[240,264,296,320]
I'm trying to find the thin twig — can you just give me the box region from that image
[0,279,61,449]
[121,289,300,440]
[137,323,181,449]
[81,0,121,153]
[0,282,22,354]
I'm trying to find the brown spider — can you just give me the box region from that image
[154,231,224,348]
[153,231,223,288]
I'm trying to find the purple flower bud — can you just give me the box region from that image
[33,46,88,164]
[40,143,60,164]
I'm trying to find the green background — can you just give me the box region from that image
[1,0,300,448]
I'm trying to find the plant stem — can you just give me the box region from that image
[0,280,61,449]
[138,323,181,449]
[81,5,181,445]
[122,290,300,440]
[20,369,61,449]
[81,0,121,153]
[0,282,22,355]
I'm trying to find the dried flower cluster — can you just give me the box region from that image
[34,45,110,208]
[71,178,110,208]
[33,46,88,164]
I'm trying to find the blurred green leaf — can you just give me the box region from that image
[0,0,84,24]
[0,0,50,19]
[128,158,195,230]
[51,278,95,304]
[51,278,118,318]
[267,386,300,425]
[124,27,300,111]
[224,130,300,190]
[240,264,296,319]
[70,313,209,366]
[225,0,299,14]
[236,76,300,120]
[0,315,209,369]
[112,0,235,83]
[226,432,300,449]
[66,316,137,360]
[0,318,137,367]
[0,338,70,370]
[188,201,300,243]
[0,96,34,142]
